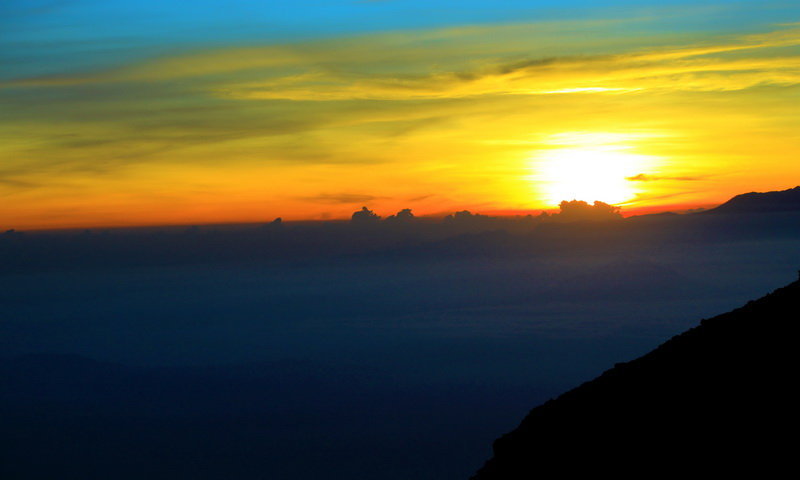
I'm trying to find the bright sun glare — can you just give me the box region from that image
[530,133,659,206]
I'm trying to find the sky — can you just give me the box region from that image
[2,0,800,229]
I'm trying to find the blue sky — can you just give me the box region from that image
[3,0,796,79]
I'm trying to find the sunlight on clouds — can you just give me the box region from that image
[529,133,662,206]
[1,15,800,228]
[534,87,640,94]
[208,25,800,101]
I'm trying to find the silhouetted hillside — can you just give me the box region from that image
[472,278,798,478]
[703,186,800,214]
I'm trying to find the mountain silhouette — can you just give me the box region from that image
[702,186,800,214]
[472,278,798,478]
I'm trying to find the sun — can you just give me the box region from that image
[529,133,660,206]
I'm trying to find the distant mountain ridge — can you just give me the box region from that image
[472,278,798,478]
[702,186,800,214]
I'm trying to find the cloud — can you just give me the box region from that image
[5,20,799,108]
[547,200,623,222]
[350,205,381,224]
[299,193,385,204]
[6,20,799,100]
[206,26,800,101]
[0,177,37,188]
[626,174,705,182]
[620,191,700,206]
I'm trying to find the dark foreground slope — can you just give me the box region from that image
[473,279,798,478]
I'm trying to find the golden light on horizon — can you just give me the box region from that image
[3,11,800,230]
[529,132,661,207]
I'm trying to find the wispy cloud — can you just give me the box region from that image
[4,21,799,104]
[626,174,706,182]
[298,193,386,204]
[212,26,800,101]
[7,21,796,91]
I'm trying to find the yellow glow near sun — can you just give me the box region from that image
[529,132,660,206]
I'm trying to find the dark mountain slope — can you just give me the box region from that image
[703,186,800,214]
[472,278,799,478]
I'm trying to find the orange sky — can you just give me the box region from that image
[2,5,800,230]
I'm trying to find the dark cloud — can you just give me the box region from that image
[300,193,385,204]
[444,210,490,223]
[626,173,705,182]
[405,194,435,203]
[351,206,381,224]
[548,200,623,222]
[625,191,699,204]
[385,208,415,223]
[0,177,38,189]
[494,54,611,75]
